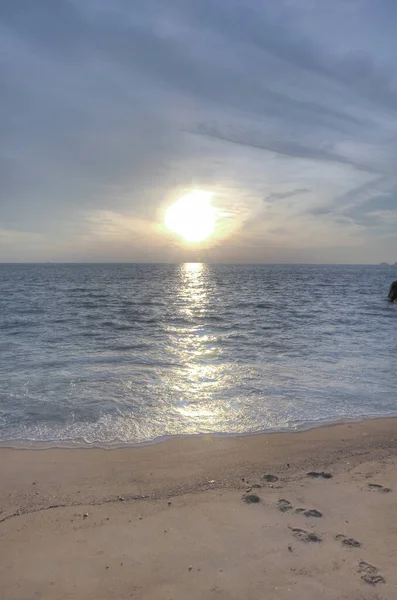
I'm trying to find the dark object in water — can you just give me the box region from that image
[388,281,397,303]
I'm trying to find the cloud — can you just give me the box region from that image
[366,209,397,222]
[188,126,374,172]
[266,189,311,202]
[1,0,397,262]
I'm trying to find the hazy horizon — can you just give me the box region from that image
[1,1,397,263]
[2,261,397,266]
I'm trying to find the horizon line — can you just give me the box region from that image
[1,261,396,267]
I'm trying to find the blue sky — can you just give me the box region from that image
[1,0,397,262]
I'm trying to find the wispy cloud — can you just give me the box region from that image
[266,189,311,202]
[1,0,397,262]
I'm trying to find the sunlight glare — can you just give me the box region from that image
[165,190,216,242]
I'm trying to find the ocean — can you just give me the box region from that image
[0,263,396,446]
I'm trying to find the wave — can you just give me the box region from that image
[1,263,395,446]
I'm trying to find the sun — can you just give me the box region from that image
[164,190,216,242]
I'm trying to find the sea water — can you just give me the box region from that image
[0,263,396,446]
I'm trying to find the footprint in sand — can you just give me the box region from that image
[358,561,386,585]
[334,534,362,548]
[278,499,293,512]
[368,483,392,493]
[289,527,322,543]
[295,508,323,518]
[263,474,279,483]
[279,500,323,517]
[243,493,261,504]
[307,471,333,479]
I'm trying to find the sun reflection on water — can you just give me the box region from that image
[179,262,207,317]
[169,263,226,428]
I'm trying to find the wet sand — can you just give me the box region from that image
[0,418,396,599]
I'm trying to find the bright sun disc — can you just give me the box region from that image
[165,190,216,242]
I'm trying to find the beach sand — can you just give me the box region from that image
[0,418,396,599]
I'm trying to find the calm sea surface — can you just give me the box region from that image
[0,263,396,446]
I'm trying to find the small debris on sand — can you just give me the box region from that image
[288,545,293,552]
[243,494,261,504]
[289,527,322,543]
[307,471,332,479]
[168,501,172,506]
[278,499,292,512]
[83,513,89,518]
[251,483,262,489]
[118,497,125,502]
[188,566,193,572]
[263,474,279,482]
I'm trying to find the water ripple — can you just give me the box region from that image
[0,263,396,445]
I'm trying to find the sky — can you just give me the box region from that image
[1,0,397,263]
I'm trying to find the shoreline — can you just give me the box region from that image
[1,417,397,599]
[2,412,397,451]
[1,417,396,505]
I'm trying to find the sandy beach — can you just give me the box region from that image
[0,418,396,599]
